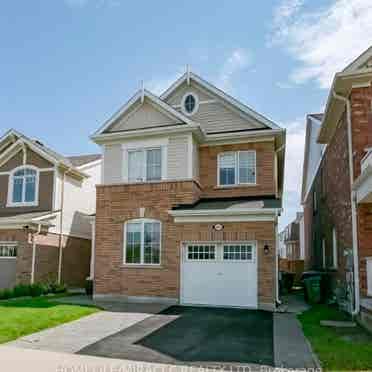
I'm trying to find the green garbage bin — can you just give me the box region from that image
[304,276,321,304]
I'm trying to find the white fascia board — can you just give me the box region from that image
[204,129,285,145]
[161,72,281,130]
[172,214,277,223]
[0,220,52,230]
[169,208,280,217]
[92,124,205,145]
[31,211,60,222]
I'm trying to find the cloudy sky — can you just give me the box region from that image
[0,0,371,229]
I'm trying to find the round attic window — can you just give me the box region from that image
[181,92,199,116]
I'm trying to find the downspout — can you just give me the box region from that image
[333,91,360,315]
[275,211,281,305]
[275,143,285,306]
[30,224,42,284]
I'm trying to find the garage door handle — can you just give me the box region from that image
[217,272,223,276]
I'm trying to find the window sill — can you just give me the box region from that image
[214,184,257,190]
[6,203,39,208]
[121,264,164,269]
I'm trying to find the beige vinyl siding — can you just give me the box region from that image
[165,83,213,106]
[167,135,189,179]
[189,102,263,133]
[107,100,180,133]
[103,144,122,184]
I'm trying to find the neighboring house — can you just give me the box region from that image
[0,129,101,289]
[91,71,286,310]
[301,114,325,271]
[279,212,304,281]
[301,46,372,327]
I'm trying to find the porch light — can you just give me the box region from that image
[264,244,270,255]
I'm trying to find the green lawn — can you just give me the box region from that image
[298,304,372,371]
[0,296,99,344]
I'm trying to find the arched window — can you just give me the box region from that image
[124,219,161,265]
[8,166,39,206]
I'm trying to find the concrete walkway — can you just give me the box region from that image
[0,346,238,372]
[8,300,169,353]
[274,313,320,369]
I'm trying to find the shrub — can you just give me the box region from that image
[30,283,45,297]
[0,289,13,300]
[85,279,93,296]
[13,284,31,298]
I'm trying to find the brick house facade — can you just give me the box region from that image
[302,47,372,319]
[91,72,286,310]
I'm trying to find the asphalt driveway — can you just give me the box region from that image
[79,306,274,368]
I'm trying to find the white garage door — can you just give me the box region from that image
[181,242,258,308]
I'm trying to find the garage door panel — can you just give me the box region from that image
[181,243,258,308]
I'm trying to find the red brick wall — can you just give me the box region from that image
[350,86,372,297]
[350,86,372,180]
[94,180,276,308]
[0,230,90,287]
[199,141,276,198]
[304,112,352,287]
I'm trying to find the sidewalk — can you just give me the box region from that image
[0,346,272,372]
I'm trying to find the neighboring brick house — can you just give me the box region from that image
[301,47,372,326]
[279,213,305,281]
[90,71,286,311]
[0,129,101,289]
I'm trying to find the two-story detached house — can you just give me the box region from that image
[0,129,101,290]
[91,72,285,310]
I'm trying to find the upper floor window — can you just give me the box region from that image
[128,148,162,183]
[218,151,256,186]
[8,166,39,207]
[181,92,199,116]
[124,219,161,265]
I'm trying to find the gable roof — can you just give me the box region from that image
[318,46,372,144]
[92,89,199,138]
[342,46,372,73]
[160,71,281,130]
[301,114,325,203]
[0,129,89,178]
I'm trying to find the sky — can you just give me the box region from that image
[0,0,371,229]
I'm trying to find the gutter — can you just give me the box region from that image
[57,167,72,284]
[169,208,281,217]
[333,91,360,316]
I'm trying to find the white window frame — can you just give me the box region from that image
[186,244,216,261]
[217,151,256,187]
[332,228,338,269]
[183,241,256,263]
[181,92,199,116]
[0,242,18,259]
[123,218,161,266]
[7,165,39,207]
[122,139,168,183]
[223,244,255,262]
[127,147,163,183]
